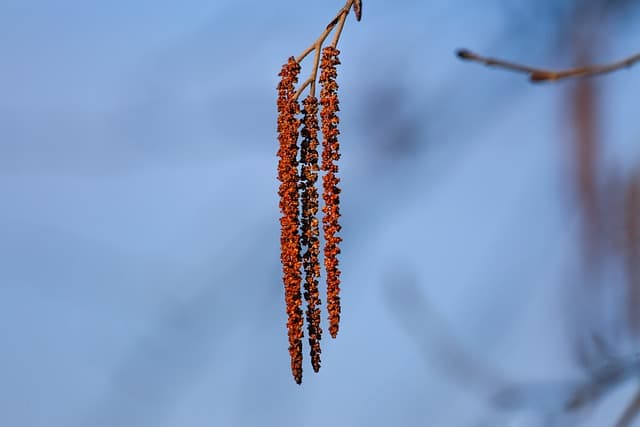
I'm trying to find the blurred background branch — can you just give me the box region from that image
[456,48,640,82]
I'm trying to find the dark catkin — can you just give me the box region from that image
[277,57,304,384]
[300,95,323,372]
[319,46,343,339]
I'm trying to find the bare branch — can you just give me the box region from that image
[456,48,640,82]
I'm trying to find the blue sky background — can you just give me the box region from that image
[2,1,640,426]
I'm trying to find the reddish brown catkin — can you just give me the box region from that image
[300,95,323,372]
[277,57,304,384]
[319,46,343,339]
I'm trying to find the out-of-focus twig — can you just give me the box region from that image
[624,172,640,335]
[385,271,640,418]
[615,388,640,427]
[456,48,640,82]
[570,60,603,261]
[383,271,506,395]
[494,352,640,414]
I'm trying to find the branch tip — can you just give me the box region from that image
[456,49,473,60]
[354,0,362,21]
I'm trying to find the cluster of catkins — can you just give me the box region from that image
[277,47,342,384]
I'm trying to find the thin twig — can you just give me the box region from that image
[294,0,359,99]
[330,7,350,48]
[456,48,640,82]
[308,46,322,97]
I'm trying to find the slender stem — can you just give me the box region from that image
[309,44,322,97]
[457,48,640,82]
[330,6,350,48]
[293,0,357,100]
[295,79,312,100]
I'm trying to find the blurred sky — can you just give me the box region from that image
[2,1,640,426]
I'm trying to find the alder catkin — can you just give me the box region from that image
[277,57,304,384]
[319,46,343,339]
[277,2,361,383]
